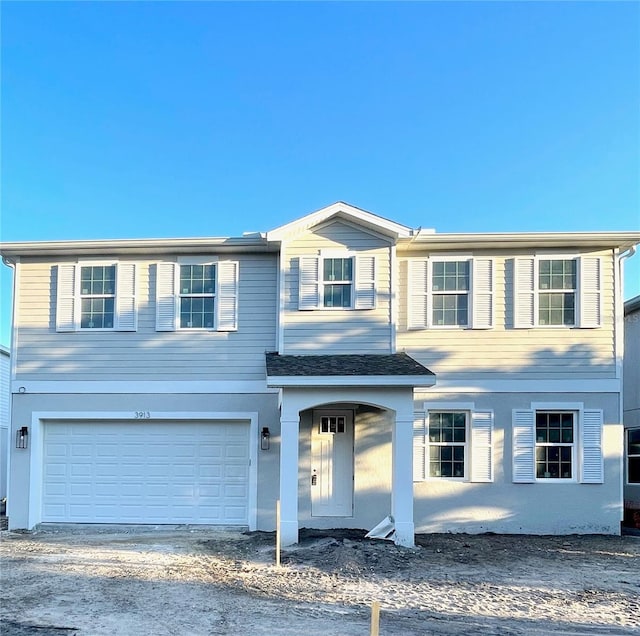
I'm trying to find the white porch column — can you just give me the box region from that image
[392,415,415,547]
[279,416,300,546]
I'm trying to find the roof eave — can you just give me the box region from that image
[0,236,278,259]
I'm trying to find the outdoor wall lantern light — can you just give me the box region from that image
[16,426,28,449]
[261,427,271,451]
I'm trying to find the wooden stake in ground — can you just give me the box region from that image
[275,499,281,567]
[370,600,380,636]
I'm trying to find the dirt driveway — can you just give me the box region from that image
[1,526,639,636]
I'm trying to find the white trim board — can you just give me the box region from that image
[422,379,620,394]
[12,380,278,394]
[27,410,260,531]
[267,375,436,388]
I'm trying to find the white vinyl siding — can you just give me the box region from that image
[284,219,392,354]
[511,407,603,484]
[398,250,615,381]
[513,256,602,329]
[413,407,494,483]
[407,257,494,329]
[15,255,277,382]
[155,261,239,332]
[56,262,137,332]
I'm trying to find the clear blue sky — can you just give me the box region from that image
[1,1,639,347]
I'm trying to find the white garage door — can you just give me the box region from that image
[42,420,250,525]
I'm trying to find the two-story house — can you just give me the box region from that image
[2,202,638,546]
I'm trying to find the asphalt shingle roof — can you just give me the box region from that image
[265,352,434,377]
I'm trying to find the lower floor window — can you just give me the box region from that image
[535,411,575,479]
[428,411,467,478]
[627,428,640,484]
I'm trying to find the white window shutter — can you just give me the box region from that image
[513,258,535,328]
[413,412,427,481]
[56,264,78,332]
[512,409,535,483]
[354,255,376,309]
[471,410,494,482]
[299,256,320,310]
[217,261,239,331]
[471,258,494,329]
[408,259,428,329]
[578,256,602,328]
[580,409,604,483]
[156,262,177,331]
[115,263,137,331]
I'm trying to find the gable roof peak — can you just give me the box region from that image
[266,201,413,241]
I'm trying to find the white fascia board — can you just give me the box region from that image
[12,380,278,394]
[266,202,412,241]
[0,236,276,259]
[422,378,621,394]
[266,375,436,388]
[399,232,640,252]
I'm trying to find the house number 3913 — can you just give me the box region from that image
[134,411,151,419]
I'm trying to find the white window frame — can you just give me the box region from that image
[414,402,494,483]
[56,260,137,333]
[429,256,472,328]
[78,263,117,330]
[321,254,355,310]
[177,260,217,330]
[627,428,640,485]
[536,257,577,327]
[533,410,577,482]
[513,255,602,329]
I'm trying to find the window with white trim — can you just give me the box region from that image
[431,261,469,326]
[414,407,494,482]
[535,411,575,479]
[427,411,467,478]
[538,259,576,326]
[627,428,640,484]
[323,257,353,308]
[179,264,216,328]
[155,260,238,332]
[512,406,603,484]
[80,265,116,329]
[513,256,601,329]
[298,254,376,310]
[408,257,494,330]
[56,262,137,332]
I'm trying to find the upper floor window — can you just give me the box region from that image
[431,261,470,326]
[408,257,493,330]
[179,264,216,329]
[156,260,238,332]
[538,259,576,326]
[56,262,136,332]
[80,265,116,329]
[298,254,376,310]
[627,428,640,484]
[323,258,353,308]
[514,256,601,329]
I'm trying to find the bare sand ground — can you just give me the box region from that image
[1,526,638,635]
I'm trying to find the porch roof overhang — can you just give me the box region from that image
[265,352,436,388]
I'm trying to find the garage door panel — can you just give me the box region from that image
[43,420,250,525]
